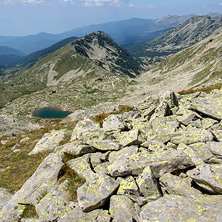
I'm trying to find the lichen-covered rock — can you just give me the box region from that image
[140,195,222,221]
[171,128,213,145]
[58,202,110,222]
[36,181,69,221]
[202,118,218,129]
[191,92,222,120]
[108,146,138,163]
[71,119,100,140]
[0,188,13,211]
[20,219,41,222]
[77,174,119,212]
[177,111,197,126]
[0,153,63,221]
[108,150,195,178]
[118,129,140,147]
[58,140,95,157]
[136,166,161,202]
[117,176,141,203]
[207,142,222,158]
[212,130,222,141]
[187,164,222,194]
[160,173,202,198]
[109,195,138,222]
[28,129,70,155]
[94,162,110,175]
[103,114,125,131]
[67,155,95,180]
[85,138,121,151]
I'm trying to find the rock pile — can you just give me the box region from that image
[1,90,222,221]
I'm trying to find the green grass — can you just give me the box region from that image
[19,204,38,220]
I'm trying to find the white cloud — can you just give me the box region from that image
[83,0,128,7]
[21,0,42,4]
[219,2,222,6]
[147,4,156,8]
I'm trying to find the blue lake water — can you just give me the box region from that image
[32,107,72,119]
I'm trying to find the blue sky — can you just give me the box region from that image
[0,0,222,36]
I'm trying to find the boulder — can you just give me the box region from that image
[0,188,13,211]
[85,139,121,151]
[109,195,138,222]
[187,164,222,194]
[67,155,95,180]
[71,119,100,140]
[77,174,119,212]
[28,129,70,155]
[118,129,140,147]
[58,202,111,222]
[140,195,222,221]
[136,166,161,202]
[103,114,125,130]
[0,153,63,221]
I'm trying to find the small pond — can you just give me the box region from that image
[32,107,72,119]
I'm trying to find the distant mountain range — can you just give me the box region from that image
[0,14,195,54]
[127,15,222,63]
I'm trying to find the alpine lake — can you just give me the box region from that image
[32,107,72,120]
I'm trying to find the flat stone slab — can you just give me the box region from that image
[77,174,119,212]
[103,114,125,131]
[140,195,222,221]
[28,129,70,155]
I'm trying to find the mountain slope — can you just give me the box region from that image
[129,28,222,98]
[19,36,78,67]
[127,15,222,63]
[0,15,194,54]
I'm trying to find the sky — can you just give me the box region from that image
[0,0,222,36]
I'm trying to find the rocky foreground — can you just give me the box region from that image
[2,90,222,221]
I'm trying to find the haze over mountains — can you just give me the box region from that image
[0,14,194,55]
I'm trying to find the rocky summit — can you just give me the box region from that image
[2,89,222,221]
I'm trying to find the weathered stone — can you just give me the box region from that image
[108,150,195,178]
[188,164,222,194]
[94,162,110,175]
[212,130,222,141]
[0,153,63,221]
[36,181,69,221]
[207,142,222,158]
[71,119,100,140]
[85,138,121,151]
[58,140,95,157]
[108,146,138,163]
[160,91,179,108]
[136,166,161,202]
[177,143,205,166]
[0,188,13,211]
[191,92,222,120]
[190,143,215,164]
[58,202,111,222]
[20,219,41,222]
[67,155,95,180]
[103,114,125,131]
[77,174,119,212]
[109,195,138,222]
[118,129,140,147]
[20,137,30,143]
[202,118,218,129]
[90,152,103,168]
[160,173,202,198]
[171,128,213,145]
[140,195,222,221]
[177,111,197,126]
[141,140,168,153]
[28,129,70,155]
[117,176,141,203]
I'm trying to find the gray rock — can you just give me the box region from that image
[36,181,69,221]
[71,119,100,140]
[109,195,138,222]
[140,195,222,222]
[85,139,121,151]
[136,166,161,202]
[58,140,96,157]
[103,114,125,131]
[187,164,222,194]
[108,150,195,178]
[67,155,95,180]
[212,130,222,141]
[159,173,202,198]
[171,128,213,145]
[0,153,63,221]
[207,142,222,158]
[118,129,140,147]
[77,174,119,212]
[58,202,111,222]
[0,188,13,211]
[20,137,30,143]
[94,162,110,175]
[28,129,70,155]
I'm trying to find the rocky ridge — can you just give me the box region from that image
[1,89,222,221]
